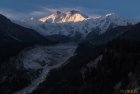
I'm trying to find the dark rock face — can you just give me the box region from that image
[32,23,140,94]
[86,25,132,45]
[121,23,140,40]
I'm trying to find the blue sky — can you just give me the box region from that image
[0,0,140,20]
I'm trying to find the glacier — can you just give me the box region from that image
[14,43,77,94]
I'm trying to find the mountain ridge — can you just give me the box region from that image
[15,10,135,38]
[39,10,88,23]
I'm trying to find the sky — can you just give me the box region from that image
[0,0,140,20]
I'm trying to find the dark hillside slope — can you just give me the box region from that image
[0,14,53,62]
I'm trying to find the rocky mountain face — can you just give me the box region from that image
[31,23,140,94]
[85,25,132,45]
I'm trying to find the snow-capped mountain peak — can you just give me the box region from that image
[39,11,64,23]
[66,10,88,18]
[92,12,134,34]
[105,13,116,17]
[104,13,125,21]
[52,11,62,15]
[39,10,88,23]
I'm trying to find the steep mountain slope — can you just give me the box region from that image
[0,14,47,43]
[85,25,132,45]
[32,23,140,94]
[121,23,140,40]
[0,14,53,62]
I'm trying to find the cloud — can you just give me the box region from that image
[29,8,52,17]
[0,9,28,20]
[0,8,52,20]
[135,15,140,20]
[41,6,101,17]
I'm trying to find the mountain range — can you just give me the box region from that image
[14,10,135,39]
[0,10,140,94]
